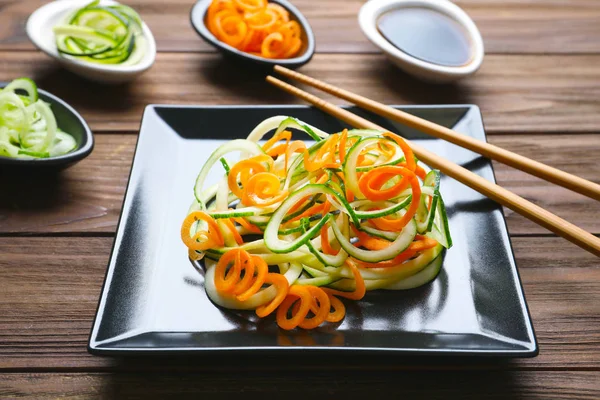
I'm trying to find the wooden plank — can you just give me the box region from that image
[1,52,599,133]
[0,236,598,370]
[2,0,600,54]
[0,135,137,234]
[1,371,599,399]
[1,134,598,235]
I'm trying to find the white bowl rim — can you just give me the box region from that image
[359,0,484,77]
[26,0,157,75]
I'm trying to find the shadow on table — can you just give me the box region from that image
[195,56,473,114]
[0,162,108,232]
[99,356,526,398]
[0,168,72,232]
[196,57,294,104]
[33,66,137,115]
[375,62,470,105]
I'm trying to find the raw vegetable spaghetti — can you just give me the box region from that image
[53,0,146,66]
[0,78,77,159]
[206,0,303,59]
[181,116,452,330]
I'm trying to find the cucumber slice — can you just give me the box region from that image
[303,265,329,278]
[193,139,264,205]
[331,216,417,263]
[425,194,452,249]
[2,78,38,103]
[295,275,340,287]
[383,253,444,290]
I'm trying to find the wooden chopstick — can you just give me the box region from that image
[265,74,600,257]
[273,65,600,202]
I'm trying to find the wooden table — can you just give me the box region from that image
[1,0,599,398]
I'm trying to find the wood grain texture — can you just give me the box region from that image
[266,75,600,256]
[2,0,600,54]
[1,52,599,133]
[1,134,598,235]
[272,64,600,202]
[0,236,598,370]
[1,371,599,399]
[0,135,137,234]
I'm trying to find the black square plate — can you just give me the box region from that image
[88,105,537,357]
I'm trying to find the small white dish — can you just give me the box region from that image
[26,0,157,84]
[359,0,484,83]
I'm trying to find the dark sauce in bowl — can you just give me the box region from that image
[377,7,473,67]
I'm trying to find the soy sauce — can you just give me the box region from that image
[377,7,473,67]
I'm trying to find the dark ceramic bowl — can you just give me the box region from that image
[0,83,93,169]
[190,0,315,69]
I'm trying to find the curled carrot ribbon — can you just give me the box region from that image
[206,0,303,59]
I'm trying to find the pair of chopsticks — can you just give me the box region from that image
[266,65,600,258]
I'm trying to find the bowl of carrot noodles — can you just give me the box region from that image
[190,0,315,68]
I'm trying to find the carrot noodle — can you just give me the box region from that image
[182,120,452,330]
[207,0,303,59]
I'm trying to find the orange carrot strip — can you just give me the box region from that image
[326,293,345,323]
[207,0,236,33]
[262,130,291,152]
[316,173,328,184]
[367,168,421,231]
[323,259,366,301]
[242,172,288,207]
[338,128,348,164]
[358,166,410,201]
[266,3,289,22]
[281,37,302,58]
[181,211,224,251]
[276,285,313,330]
[255,273,290,317]
[214,249,244,293]
[415,164,427,180]
[287,194,312,215]
[285,201,326,223]
[233,217,262,234]
[383,132,416,172]
[350,225,391,251]
[261,32,284,58]
[222,218,244,245]
[234,0,266,12]
[266,143,288,158]
[279,20,300,38]
[215,13,248,48]
[320,223,338,255]
[245,8,278,30]
[236,255,269,301]
[227,154,272,198]
[319,203,338,255]
[231,250,255,295]
[298,286,330,329]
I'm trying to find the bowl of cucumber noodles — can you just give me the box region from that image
[0,78,93,168]
[26,0,157,84]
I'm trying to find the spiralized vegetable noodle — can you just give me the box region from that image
[181,116,453,330]
[206,0,303,59]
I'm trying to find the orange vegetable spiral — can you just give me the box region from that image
[214,248,290,312]
[181,128,447,331]
[206,0,303,59]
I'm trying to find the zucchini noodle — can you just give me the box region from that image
[53,0,146,66]
[0,78,77,159]
[181,117,453,330]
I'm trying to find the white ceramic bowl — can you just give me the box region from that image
[359,0,484,83]
[26,0,156,84]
